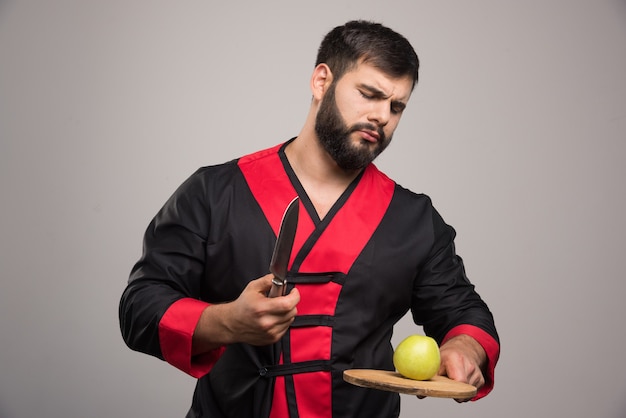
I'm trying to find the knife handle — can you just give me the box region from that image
[268,277,287,298]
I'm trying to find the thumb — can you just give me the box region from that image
[440,359,467,384]
[247,274,274,294]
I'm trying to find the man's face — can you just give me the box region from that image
[315,62,413,170]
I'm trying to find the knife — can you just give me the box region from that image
[268,196,299,298]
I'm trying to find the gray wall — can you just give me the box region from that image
[1,1,625,417]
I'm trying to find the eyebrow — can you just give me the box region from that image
[358,83,407,111]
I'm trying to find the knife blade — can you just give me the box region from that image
[268,196,299,298]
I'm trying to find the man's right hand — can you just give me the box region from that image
[191,274,300,355]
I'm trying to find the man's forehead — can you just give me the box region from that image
[343,62,413,101]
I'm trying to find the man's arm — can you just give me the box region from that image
[120,167,299,377]
[138,274,299,379]
[191,274,300,355]
[411,204,500,399]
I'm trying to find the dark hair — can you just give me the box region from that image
[315,20,419,89]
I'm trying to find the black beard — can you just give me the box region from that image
[314,83,391,171]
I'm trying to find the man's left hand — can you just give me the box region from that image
[438,334,487,402]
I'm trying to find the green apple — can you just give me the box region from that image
[393,335,441,380]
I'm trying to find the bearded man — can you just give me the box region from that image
[119,20,500,418]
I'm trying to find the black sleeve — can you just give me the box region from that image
[410,206,499,345]
[118,168,212,360]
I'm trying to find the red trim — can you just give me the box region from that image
[294,372,332,417]
[300,164,394,273]
[290,327,332,362]
[238,143,311,269]
[238,143,298,235]
[240,148,397,416]
[158,298,225,378]
[295,282,342,316]
[442,324,500,400]
[269,354,288,418]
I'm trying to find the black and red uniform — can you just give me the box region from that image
[119,140,500,418]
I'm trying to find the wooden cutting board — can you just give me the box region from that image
[343,369,477,399]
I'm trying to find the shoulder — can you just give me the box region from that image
[183,158,241,194]
[180,141,287,199]
[368,164,433,204]
[237,142,284,167]
[389,179,435,214]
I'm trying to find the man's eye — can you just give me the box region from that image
[359,91,373,99]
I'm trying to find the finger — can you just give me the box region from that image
[285,287,300,304]
[439,355,470,384]
[253,274,274,292]
[266,295,299,337]
[448,367,469,384]
[269,309,298,330]
[468,368,485,389]
[450,358,484,388]
[437,361,447,377]
[267,287,300,311]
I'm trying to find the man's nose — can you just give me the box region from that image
[367,102,390,126]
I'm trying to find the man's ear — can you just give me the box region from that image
[310,64,333,101]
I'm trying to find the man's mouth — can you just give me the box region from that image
[362,129,380,142]
[355,127,381,144]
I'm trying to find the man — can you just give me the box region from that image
[119,20,500,418]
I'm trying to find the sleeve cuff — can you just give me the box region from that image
[442,324,500,400]
[159,298,225,378]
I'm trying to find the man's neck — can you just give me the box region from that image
[285,133,361,219]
